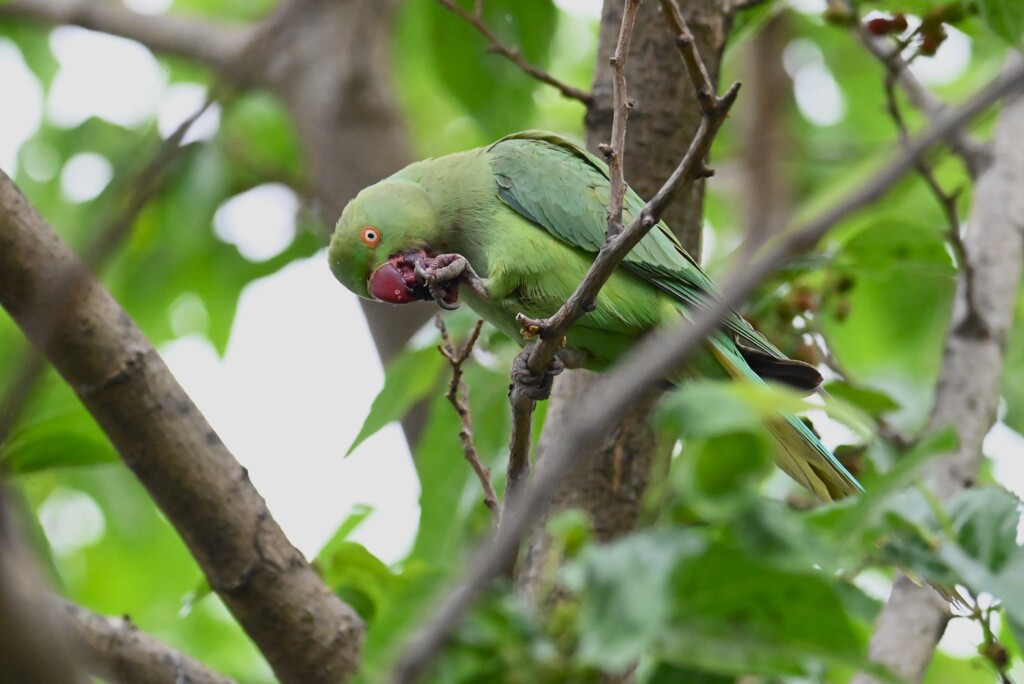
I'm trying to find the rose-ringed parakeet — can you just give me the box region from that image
[328,130,863,501]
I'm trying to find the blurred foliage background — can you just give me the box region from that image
[2,0,1024,682]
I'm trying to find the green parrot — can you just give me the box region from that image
[328,130,863,501]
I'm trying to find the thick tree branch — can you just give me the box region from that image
[740,13,792,248]
[0,173,363,683]
[388,56,1024,684]
[435,0,592,105]
[56,597,237,684]
[853,58,1024,684]
[0,0,251,72]
[516,0,733,619]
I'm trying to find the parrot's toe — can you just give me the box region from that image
[510,349,566,401]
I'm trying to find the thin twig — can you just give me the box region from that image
[436,316,499,520]
[505,3,740,503]
[503,0,643,517]
[435,0,593,105]
[660,0,717,113]
[880,67,985,334]
[853,20,992,176]
[389,55,1024,684]
[600,0,642,237]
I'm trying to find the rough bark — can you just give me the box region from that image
[853,59,1024,684]
[57,597,237,684]
[740,12,792,248]
[518,0,732,607]
[586,0,731,254]
[0,171,363,683]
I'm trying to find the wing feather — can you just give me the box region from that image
[487,130,788,361]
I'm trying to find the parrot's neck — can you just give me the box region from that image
[395,148,498,273]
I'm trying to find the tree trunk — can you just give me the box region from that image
[517,0,733,610]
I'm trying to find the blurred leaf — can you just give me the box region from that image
[832,426,958,539]
[407,355,510,568]
[564,530,706,671]
[975,0,1024,43]
[347,344,445,456]
[664,546,868,676]
[317,540,397,625]
[682,432,773,500]
[423,0,558,138]
[2,404,116,474]
[1002,281,1024,433]
[643,662,733,684]
[821,218,956,426]
[316,503,374,561]
[567,530,871,677]
[220,92,303,185]
[657,381,762,438]
[946,487,1020,571]
[824,380,901,416]
[881,486,1024,633]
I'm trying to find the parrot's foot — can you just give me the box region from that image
[413,253,489,310]
[510,348,566,401]
[509,348,584,401]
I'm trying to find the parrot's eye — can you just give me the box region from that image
[360,226,381,246]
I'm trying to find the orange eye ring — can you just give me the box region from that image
[360,226,381,247]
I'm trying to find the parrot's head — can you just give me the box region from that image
[328,179,457,306]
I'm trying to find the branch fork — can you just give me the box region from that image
[436,317,500,520]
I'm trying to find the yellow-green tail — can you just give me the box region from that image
[708,334,864,501]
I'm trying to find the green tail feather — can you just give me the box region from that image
[708,334,864,501]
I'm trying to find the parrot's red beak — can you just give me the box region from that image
[368,251,460,306]
[368,262,418,304]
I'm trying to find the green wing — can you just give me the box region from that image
[486,130,784,361]
[487,131,863,499]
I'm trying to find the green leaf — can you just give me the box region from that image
[946,487,1021,572]
[823,380,901,416]
[975,0,1024,43]
[316,503,374,563]
[564,530,707,671]
[682,432,773,500]
[424,0,558,138]
[820,218,956,427]
[2,407,117,474]
[664,546,867,676]
[317,540,397,625]
[346,344,445,456]
[657,381,761,439]
[407,357,510,568]
[832,426,958,540]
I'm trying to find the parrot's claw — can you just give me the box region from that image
[431,286,460,310]
[415,253,468,287]
[510,348,567,401]
[413,253,491,309]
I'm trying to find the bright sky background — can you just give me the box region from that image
[2,0,1021,664]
